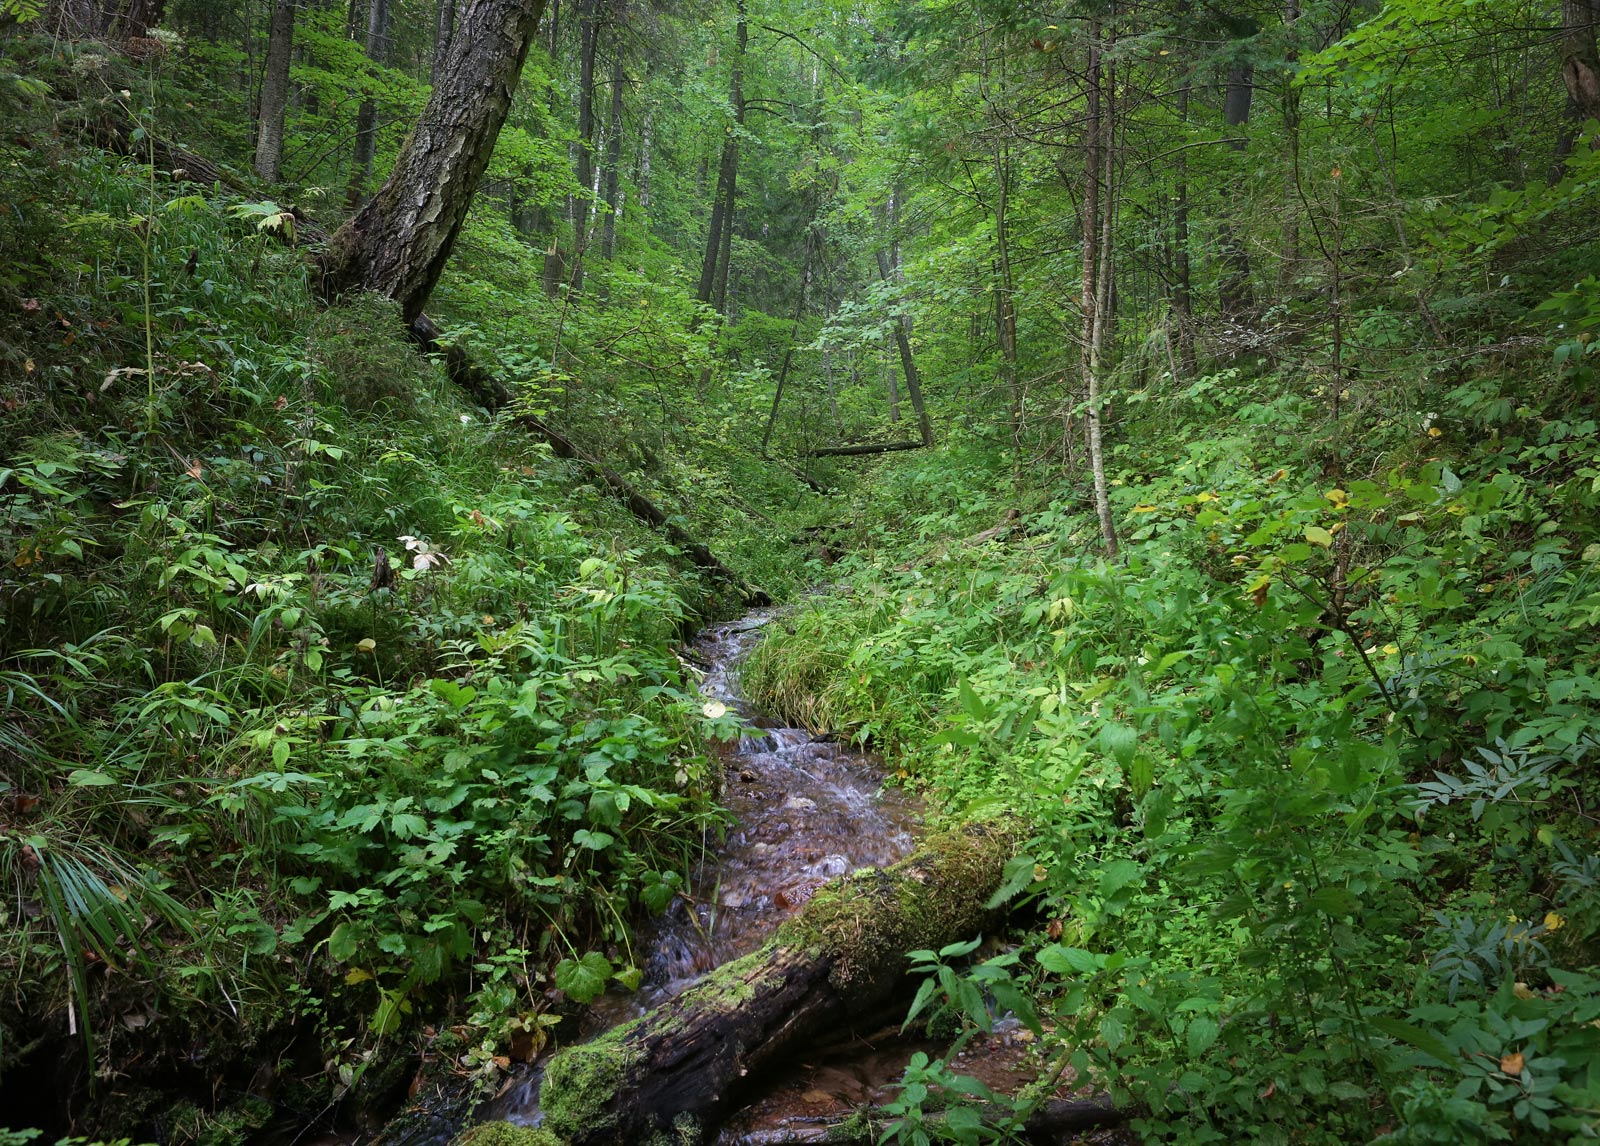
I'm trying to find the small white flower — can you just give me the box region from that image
[460,414,473,424]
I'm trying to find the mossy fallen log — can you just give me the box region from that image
[538,818,1026,1145]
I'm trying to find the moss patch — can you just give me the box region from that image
[776,817,1026,1001]
[450,1122,563,1146]
[539,1034,646,1140]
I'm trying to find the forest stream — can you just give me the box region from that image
[456,610,1056,1144]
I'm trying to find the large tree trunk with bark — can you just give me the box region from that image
[318,0,549,323]
[45,0,98,37]
[253,0,296,183]
[537,820,1025,1145]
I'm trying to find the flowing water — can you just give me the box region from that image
[475,608,923,1129]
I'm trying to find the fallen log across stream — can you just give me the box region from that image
[535,818,1031,1144]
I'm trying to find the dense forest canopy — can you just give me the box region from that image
[1,0,1598,1142]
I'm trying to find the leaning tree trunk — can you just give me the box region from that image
[319,0,549,323]
[875,247,933,448]
[537,819,1026,1145]
[253,0,296,183]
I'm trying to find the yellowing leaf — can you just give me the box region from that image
[1131,504,1160,514]
[1194,491,1219,503]
[344,967,375,985]
[1325,488,1349,508]
[1304,526,1334,548]
[1500,1051,1525,1076]
[1544,912,1565,932]
[701,700,728,719]
[356,638,376,653]
[1427,426,1443,438]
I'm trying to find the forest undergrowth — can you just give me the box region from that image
[5,0,1600,1142]
[0,57,818,1138]
[744,353,1600,1143]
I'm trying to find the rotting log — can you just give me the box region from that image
[538,818,1027,1145]
[405,317,769,605]
[802,441,927,459]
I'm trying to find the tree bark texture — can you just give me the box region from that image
[565,0,600,290]
[318,0,549,323]
[538,819,1026,1145]
[45,0,97,37]
[431,0,455,86]
[803,440,927,458]
[252,0,296,183]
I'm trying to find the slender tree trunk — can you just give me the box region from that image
[885,356,901,422]
[1217,58,1255,320]
[993,139,1020,437]
[713,168,736,313]
[638,101,653,215]
[1278,0,1301,300]
[1082,20,1119,561]
[319,0,550,323]
[431,0,455,86]
[760,231,815,454]
[346,0,392,209]
[1171,66,1196,376]
[697,1,746,307]
[253,0,296,183]
[561,0,599,291]
[599,50,625,261]
[875,248,933,447]
[1552,0,1600,174]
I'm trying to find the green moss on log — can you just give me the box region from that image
[776,817,1026,1000]
[539,1031,646,1140]
[450,1123,563,1146]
